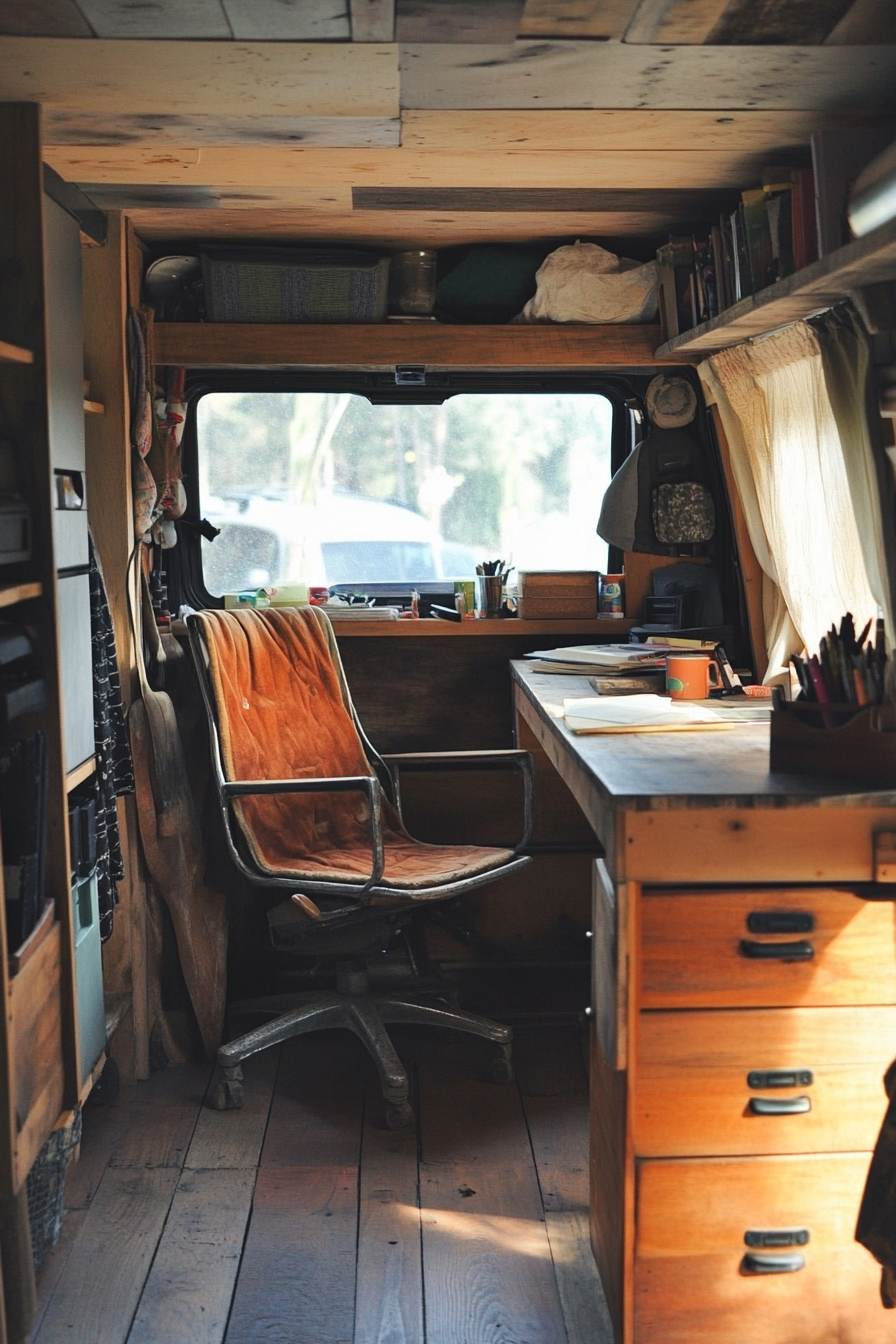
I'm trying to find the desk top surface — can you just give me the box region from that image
[511,661,896,812]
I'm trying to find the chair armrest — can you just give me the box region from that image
[380,750,535,854]
[222,774,385,890]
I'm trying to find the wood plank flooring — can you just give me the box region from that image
[28,1027,612,1344]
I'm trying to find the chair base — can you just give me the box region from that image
[209,991,513,1124]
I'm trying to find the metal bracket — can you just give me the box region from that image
[394,365,426,386]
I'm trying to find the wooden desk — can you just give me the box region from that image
[512,662,896,1344]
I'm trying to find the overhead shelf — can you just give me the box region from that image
[0,340,34,366]
[154,322,689,370]
[656,216,896,358]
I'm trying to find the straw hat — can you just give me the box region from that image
[645,375,697,428]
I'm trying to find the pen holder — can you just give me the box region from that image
[769,690,896,786]
[475,574,504,619]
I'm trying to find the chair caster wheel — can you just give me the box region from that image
[208,1066,245,1110]
[385,1102,414,1130]
[488,1056,514,1085]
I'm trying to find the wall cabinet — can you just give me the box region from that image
[0,99,104,1336]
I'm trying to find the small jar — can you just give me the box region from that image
[388,249,438,316]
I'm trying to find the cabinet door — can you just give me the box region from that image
[635,1152,894,1344]
[57,572,95,772]
[9,924,64,1189]
[641,887,896,1010]
[635,1006,895,1158]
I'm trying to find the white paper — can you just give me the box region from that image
[562,693,723,728]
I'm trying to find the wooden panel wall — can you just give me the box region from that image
[82,212,151,1083]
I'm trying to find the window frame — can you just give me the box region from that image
[169,370,647,612]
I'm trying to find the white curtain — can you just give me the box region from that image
[699,322,878,683]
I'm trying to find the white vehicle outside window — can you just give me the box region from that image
[196,390,613,595]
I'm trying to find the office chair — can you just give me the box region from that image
[187,606,534,1127]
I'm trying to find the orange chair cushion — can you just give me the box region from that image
[195,607,513,890]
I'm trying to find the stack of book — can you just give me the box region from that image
[524,643,667,693]
[657,167,819,339]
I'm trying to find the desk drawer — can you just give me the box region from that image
[635,1153,890,1344]
[641,888,896,1010]
[635,1007,894,1158]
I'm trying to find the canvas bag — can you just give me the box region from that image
[597,427,716,555]
[517,241,657,325]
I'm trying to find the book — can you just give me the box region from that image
[711,223,731,314]
[643,636,718,650]
[655,258,679,340]
[741,188,774,294]
[731,206,749,300]
[656,237,696,334]
[762,167,795,282]
[791,167,818,271]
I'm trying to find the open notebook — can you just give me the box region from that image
[562,693,739,735]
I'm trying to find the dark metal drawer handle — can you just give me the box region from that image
[743,1252,806,1275]
[749,1096,811,1116]
[748,1070,813,1089]
[745,1229,809,1248]
[747,911,815,935]
[740,939,814,961]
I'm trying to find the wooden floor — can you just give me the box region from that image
[27,1026,613,1344]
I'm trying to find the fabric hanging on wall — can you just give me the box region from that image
[698,322,877,682]
[809,304,896,654]
[88,532,135,941]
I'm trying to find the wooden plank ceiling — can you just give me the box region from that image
[0,1,894,248]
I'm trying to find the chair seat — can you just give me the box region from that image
[246,833,515,891]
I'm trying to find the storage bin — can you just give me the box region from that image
[201,248,390,324]
[769,691,896,787]
[517,570,598,620]
[26,1108,82,1268]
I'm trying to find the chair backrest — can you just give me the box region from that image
[191,606,372,787]
[189,606,393,883]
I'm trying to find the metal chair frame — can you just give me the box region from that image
[186,610,536,1123]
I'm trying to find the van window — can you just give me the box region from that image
[196,391,614,594]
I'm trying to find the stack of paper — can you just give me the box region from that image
[324,606,400,621]
[562,694,731,735]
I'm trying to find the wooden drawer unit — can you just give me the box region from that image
[635,1153,893,1344]
[635,1006,895,1158]
[641,887,896,1011]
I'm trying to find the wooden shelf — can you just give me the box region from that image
[0,580,42,609]
[0,340,33,366]
[83,398,105,415]
[656,216,896,357]
[172,615,635,638]
[66,756,96,792]
[330,618,636,637]
[154,323,690,370]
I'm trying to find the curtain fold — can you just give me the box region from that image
[809,304,896,654]
[698,321,878,682]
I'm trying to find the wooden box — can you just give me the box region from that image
[769,692,896,787]
[516,570,598,620]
